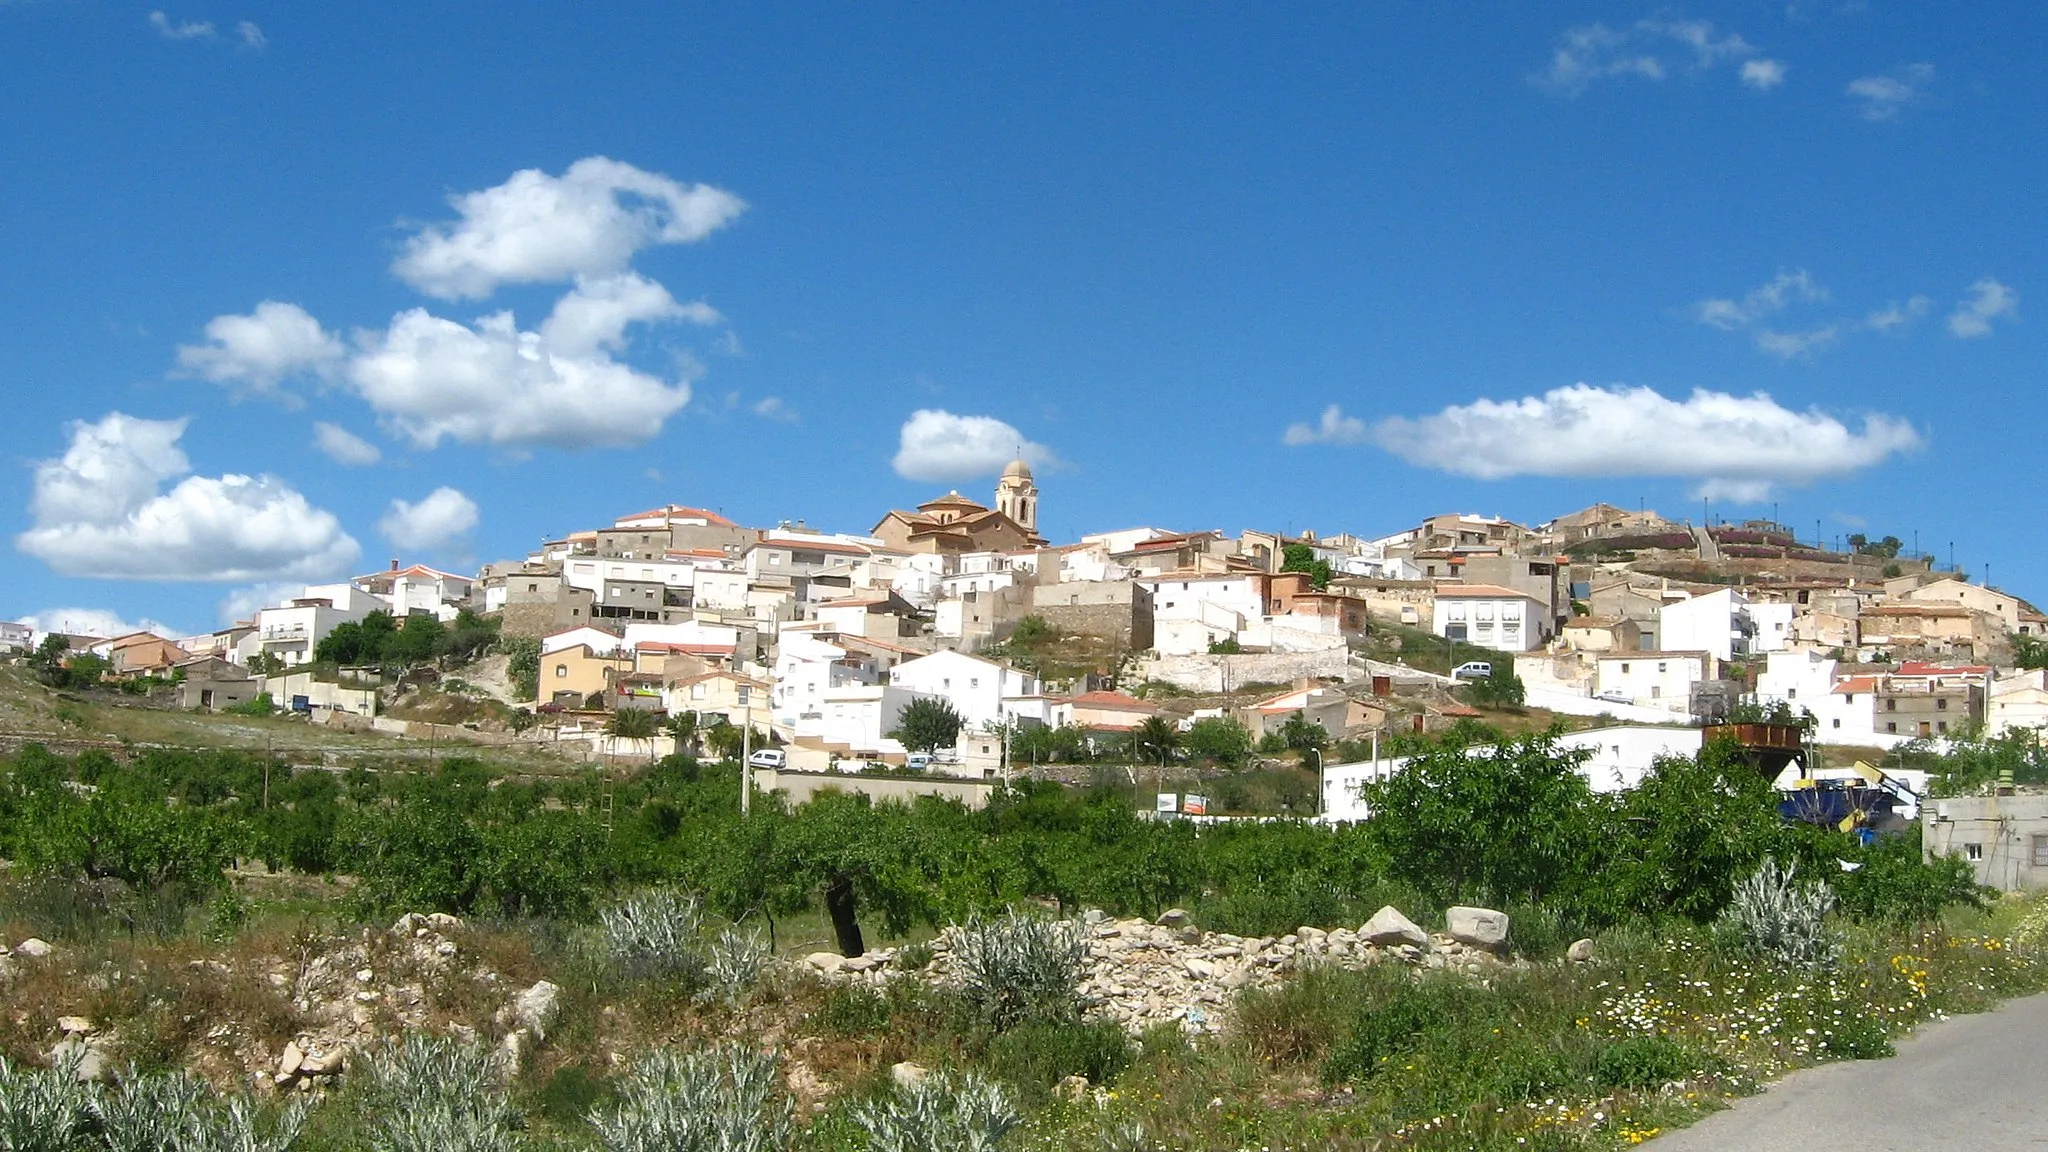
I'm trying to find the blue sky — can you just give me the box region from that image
[2,3,2039,637]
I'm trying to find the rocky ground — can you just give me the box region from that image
[807,904,1570,1035]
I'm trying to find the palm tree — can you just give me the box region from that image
[1134,715,1180,769]
[605,706,660,761]
[665,710,700,757]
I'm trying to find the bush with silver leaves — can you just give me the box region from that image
[356,1033,523,1152]
[703,925,771,1003]
[0,1057,303,1152]
[597,889,710,986]
[1723,856,1842,967]
[950,909,1088,1032]
[852,1071,1019,1152]
[588,1044,793,1152]
[0,1052,95,1151]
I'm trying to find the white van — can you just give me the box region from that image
[1452,661,1494,680]
[746,749,786,769]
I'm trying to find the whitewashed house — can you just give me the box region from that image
[1592,651,1714,713]
[887,650,1041,733]
[1431,584,1546,652]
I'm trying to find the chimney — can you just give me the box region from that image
[390,559,399,572]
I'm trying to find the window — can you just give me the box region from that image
[2033,834,2048,869]
[1787,687,1798,699]
[527,582,538,592]
[737,687,751,705]
[1937,698,1949,711]
[1651,686,1662,699]
[1886,698,1897,711]
[969,677,980,689]
[1620,663,1631,674]
[1938,721,1949,733]
[554,664,567,678]
[1831,718,1841,729]
[1965,843,1983,861]
[1657,662,1668,673]
[1886,722,1898,734]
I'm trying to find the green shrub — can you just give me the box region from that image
[1836,831,1990,924]
[1325,971,1488,1084]
[895,940,935,971]
[224,693,277,717]
[533,1064,613,1126]
[950,910,1087,1033]
[983,1020,1132,1097]
[1593,1036,1695,1090]
[354,1033,522,1152]
[1233,964,1376,1065]
[1722,857,1841,967]
[851,1071,1019,1152]
[589,1045,794,1152]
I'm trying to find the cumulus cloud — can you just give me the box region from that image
[236,20,264,47]
[751,396,798,422]
[1866,296,1934,332]
[892,409,1059,483]
[1739,59,1787,90]
[378,487,479,552]
[311,422,382,467]
[1694,270,1828,330]
[149,11,214,39]
[1362,384,1921,500]
[216,583,302,624]
[176,301,343,395]
[15,413,360,581]
[346,274,701,449]
[392,157,746,299]
[1539,18,1769,95]
[1282,405,1369,446]
[14,608,190,642]
[1948,278,2018,339]
[1754,324,1841,360]
[1847,63,1933,121]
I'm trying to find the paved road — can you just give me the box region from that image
[1652,992,2048,1149]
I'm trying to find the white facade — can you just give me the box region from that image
[887,650,1040,733]
[1753,649,1877,744]
[1989,670,2048,738]
[1749,602,1794,654]
[542,626,627,657]
[251,584,383,666]
[1432,588,1543,653]
[1592,652,1709,713]
[1659,589,1753,663]
[771,629,887,731]
[1139,574,1264,624]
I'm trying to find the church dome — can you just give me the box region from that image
[1001,458,1034,481]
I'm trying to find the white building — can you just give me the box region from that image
[354,563,474,621]
[1660,588,1784,662]
[1753,648,1879,744]
[1990,670,2048,738]
[247,584,384,667]
[1592,651,1713,713]
[770,626,892,732]
[1431,584,1546,653]
[887,650,1041,733]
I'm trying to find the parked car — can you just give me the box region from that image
[1595,688,1632,703]
[1452,661,1493,680]
[905,752,933,771]
[746,749,786,769]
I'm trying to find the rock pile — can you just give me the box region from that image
[806,905,1519,1035]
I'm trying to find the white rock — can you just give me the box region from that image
[1359,906,1429,948]
[354,968,374,984]
[50,1037,107,1083]
[300,1050,345,1076]
[806,952,846,975]
[891,1061,929,1089]
[16,939,53,959]
[1567,938,1596,963]
[276,1041,305,1082]
[1156,908,1192,929]
[56,1016,94,1036]
[1183,957,1216,979]
[426,913,464,931]
[1446,906,1510,950]
[513,980,562,1038]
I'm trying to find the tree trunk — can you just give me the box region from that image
[825,875,866,956]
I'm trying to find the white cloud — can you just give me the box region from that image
[236,20,264,48]
[1363,384,1921,499]
[1754,324,1841,360]
[176,301,342,395]
[1282,404,1369,446]
[378,487,479,552]
[1847,63,1933,121]
[392,156,746,299]
[1947,278,2018,339]
[16,413,360,581]
[312,422,382,467]
[149,11,214,39]
[1539,18,1769,95]
[14,608,189,642]
[346,275,697,449]
[1865,295,1934,331]
[1694,270,1828,330]
[892,409,1058,483]
[751,396,798,422]
[1739,59,1787,90]
[216,583,301,624]
[713,330,745,357]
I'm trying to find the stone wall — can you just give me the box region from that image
[1139,647,1350,692]
[1031,582,1154,650]
[751,766,998,811]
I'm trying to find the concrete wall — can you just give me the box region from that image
[1925,794,2048,891]
[1139,648,1349,692]
[750,766,997,810]
[260,673,378,714]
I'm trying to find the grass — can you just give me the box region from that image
[2,870,2042,1150]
